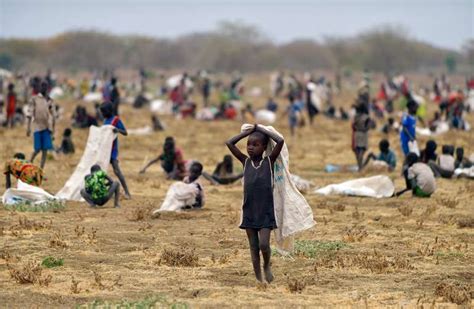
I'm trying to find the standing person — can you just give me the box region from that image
[110,77,120,116]
[226,124,285,283]
[399,98,418,157]
[6,83,17,128]
[286,95,302,137]
[352,104,373,171]
[305,79,319,125]
[201,76,211,107]
[26,80,55,169]
[100,102,131,199]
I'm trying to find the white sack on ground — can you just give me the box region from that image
[56,125,115,201]
[314,175,394,198]
[455,167,474,179]
[290,174,312,193]
[83,92,102,102]
[150,99,173,115]
[49,87,64,100]
[153,182,199,213]
[416,122,449,136]
[255,110,276,124]
[2,180,59,205]
[241,124,315,254]
[166,74,193,89]
[128,126,153,136]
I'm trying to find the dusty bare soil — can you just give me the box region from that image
[0,76,473,307]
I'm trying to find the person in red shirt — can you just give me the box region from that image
[6,83,16,128]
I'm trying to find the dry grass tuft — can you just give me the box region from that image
[351,207,364,220]
[314,250,414,274]
[331,204,346,212]
[457,217,474,228]
[17,216,52,230]
[74,225,85,237]
[158,248,199,267]
[437,197,459,209]
[287,277,306,293]
[343,226,368,242]
[398,204,413,217]
[8,261,52,286]
[434,281,471,305]
[70,276,81,294]
[128,206,151,222]
[49,230,68,248]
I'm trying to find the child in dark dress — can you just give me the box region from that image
[226,124,284,284]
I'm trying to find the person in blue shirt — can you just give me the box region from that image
[266,97,278,112]
[286,95,302,137]
[100,102,131,199]
[400,96,418,156]
[363,139,397,171]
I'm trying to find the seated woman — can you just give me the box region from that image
[139,136,186,180]
[202,155,243,185]
[153,162,205,214]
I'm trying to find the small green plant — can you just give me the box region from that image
[434,251,465,259]
[78,295,189,309]
[4,199,66,212]
[41,256,64,268]
[273,240,349,258]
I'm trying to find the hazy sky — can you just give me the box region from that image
[0,0,472,50]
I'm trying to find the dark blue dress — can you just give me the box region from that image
[240,157,277,230]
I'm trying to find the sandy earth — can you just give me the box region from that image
[0,75,473,307]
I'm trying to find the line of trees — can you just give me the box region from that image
[0,22,472,74]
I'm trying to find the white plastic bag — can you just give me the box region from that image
[408,140,420,156]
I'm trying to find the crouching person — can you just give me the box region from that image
[80,164,120,208]
[395,152,436,198]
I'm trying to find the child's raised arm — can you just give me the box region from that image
[256,126,284,164]
[226,128,253,165]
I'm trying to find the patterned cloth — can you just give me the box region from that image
[4,159,44,186]
[85,170,109,200]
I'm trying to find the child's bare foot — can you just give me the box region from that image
[255,272,263,282]
[264,265,274,283]
[114,204,121,208]
[123,193,131,200]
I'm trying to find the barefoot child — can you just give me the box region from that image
[226,124,284,283]
[26,80,55,169]
[100,102,131,198]
[352,104,374,171]
[80,164,120,208]
[6,83,16,128]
